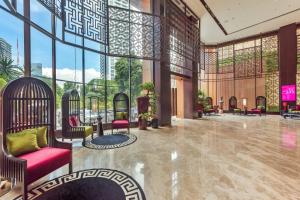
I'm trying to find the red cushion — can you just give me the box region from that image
[69,116,79,127]
[112,120,129,129]
[296,105,300,111]
[251,109,261,114]
[18,147,71,184]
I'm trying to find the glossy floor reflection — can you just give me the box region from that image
[4,114,300,200]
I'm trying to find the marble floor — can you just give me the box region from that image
[4,114,300,200]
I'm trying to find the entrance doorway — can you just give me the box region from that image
[171,74,193,119]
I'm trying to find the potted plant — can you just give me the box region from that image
[141,82,159,128]
[197,90,208,118]
[138,112,150,130]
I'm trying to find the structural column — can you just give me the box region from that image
[23,0,31,76]
[153,0,172,126]
[279,23,297,108]
[192,60,199,117]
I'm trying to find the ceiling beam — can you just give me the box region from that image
[198,0,228,35]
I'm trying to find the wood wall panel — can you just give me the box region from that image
[235,78,256,109]
[279,24,297,86]
[279,23,297,107]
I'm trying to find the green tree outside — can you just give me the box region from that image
[0,57,23,81]
[114,58,143,106]
[0,78,7,90]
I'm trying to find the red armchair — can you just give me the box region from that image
[0,77,72,200]
[112,93,130,133]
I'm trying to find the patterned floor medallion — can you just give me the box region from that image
[14,169,146,200]
[84,132,137,150]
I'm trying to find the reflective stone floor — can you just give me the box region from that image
[4,114,300,200]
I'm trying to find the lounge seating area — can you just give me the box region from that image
[2,0,300,199]
[0,78,72,200]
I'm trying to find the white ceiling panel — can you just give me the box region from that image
[184,0,300,44]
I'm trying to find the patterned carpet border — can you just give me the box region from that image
[14,168,146,200]
[84,132,137,150]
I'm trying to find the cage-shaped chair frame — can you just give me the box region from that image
[0,77,72,200]
[112,92,130,133]
[61,89,95,145]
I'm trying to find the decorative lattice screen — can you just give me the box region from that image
[108,6,161,60]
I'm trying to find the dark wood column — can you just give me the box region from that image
[192,60,199,118]
[23,0,31,77]
[153,0,172,126]
[155,61,172,125]
[279,23,297,107]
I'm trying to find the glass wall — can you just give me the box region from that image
[0,0,155,129]
[0,5,24,87]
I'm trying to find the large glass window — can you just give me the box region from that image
[0,8,24,83]
[130,59,153,121]
[56,41,83,126]
[30,0,51,32]
[56,41,83,83]
[31,27,52,82]
[0,0,155,129]
[107,57,130,122]
[85,51,106,123]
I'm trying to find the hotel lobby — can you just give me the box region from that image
[1,0,300,200]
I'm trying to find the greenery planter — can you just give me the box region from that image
[151,118,159,128]
[139,119,148,130]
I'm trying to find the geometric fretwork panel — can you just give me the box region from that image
[204,49,217,74]
[234,47,256,78]
[200,43,205,70]
[265,72,279,111]
[255,46,262,76]
[38,0,62,18]
[63,0,108,44]
[218,45,233,74]
[108,6,161,60]
[130,10,161,59]
[100,54,105,79]
[166,0,200,72]
[262,35,278,73]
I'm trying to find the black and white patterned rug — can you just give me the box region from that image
[14,168,146,200]
[84,132,137,150]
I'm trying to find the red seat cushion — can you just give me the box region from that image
[251,109,261,114]
[112,120,129,129]
[18,147,71,184]
[296,105,300,111]
[69,115,79,127]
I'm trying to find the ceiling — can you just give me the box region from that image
[183,0,300,45]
